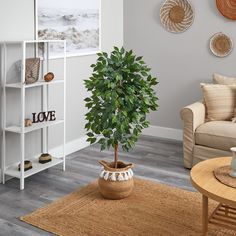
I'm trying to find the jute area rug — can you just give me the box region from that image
[21,178,236,236]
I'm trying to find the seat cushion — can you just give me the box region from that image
[195,121,236,151]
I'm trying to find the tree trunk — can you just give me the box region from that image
[114,144,118,169]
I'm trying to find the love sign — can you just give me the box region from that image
[32,111,56,123]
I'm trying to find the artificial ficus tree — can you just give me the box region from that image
[84,47,158,168]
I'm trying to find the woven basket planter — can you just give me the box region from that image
[98,160,134,200]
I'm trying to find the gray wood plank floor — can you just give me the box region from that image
[0,135,193,236]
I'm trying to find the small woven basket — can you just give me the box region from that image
[25,58,40,84]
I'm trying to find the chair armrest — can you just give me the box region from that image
[180,101,206,131]
[180,102,206,168]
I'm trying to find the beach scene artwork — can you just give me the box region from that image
[37,0,100,57]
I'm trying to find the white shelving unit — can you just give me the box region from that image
[1,40,66,190]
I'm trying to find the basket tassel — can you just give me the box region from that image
[100,170,105,178]
[129,169,133,177]
[124,172,129,180]
[111,172,116,181]
[104,172,109,180]
[128,171,132,178]
[118,173,124,181]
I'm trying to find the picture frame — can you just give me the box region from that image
[34,0,101,58]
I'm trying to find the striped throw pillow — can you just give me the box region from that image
[213,73,236,85]
[201,83,236,121]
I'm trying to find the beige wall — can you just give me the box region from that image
[124,0,236,130]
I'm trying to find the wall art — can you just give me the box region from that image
[210,32,233,58]
[160,0,194,33]
[216,0,236,20]
[35,0,101,57]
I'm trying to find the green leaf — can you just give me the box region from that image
[90,137,97,144]
[112,116,117,124]
[136,56,143,61]
[101,143,106,151]
[87,132,94,137]
[84,97,91,102]
[98,138,106,144]
[114,46,119,51]
[142,121,150,128]
[85,123,91,130]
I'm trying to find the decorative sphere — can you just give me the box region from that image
[44,72,54,82]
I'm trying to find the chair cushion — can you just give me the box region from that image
[201,83,236,121]
[195,121,236,151]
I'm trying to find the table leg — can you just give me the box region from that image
[202,195,208,235]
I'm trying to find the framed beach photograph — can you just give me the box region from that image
[35,0,101,57]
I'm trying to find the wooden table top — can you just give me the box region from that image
[190,157,236,207]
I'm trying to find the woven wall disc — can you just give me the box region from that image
[214,165,236,189]
[216,0,236,20]
[160,0,194,33]
[210,32,233,57]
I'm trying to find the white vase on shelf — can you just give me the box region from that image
[230,147,236,178]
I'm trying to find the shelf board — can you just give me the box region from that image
[5,120,64,134]
[3,40,65,44]
[4,157,63,179]
[5,80,64,89]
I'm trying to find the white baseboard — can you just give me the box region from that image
[51,126,183,158]
[49,135,90,157]
[142,125,183,141]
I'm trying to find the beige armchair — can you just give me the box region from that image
[180,101,235,168]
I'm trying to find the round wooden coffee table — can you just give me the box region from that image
[190,157,236,235]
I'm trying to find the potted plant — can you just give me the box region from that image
[84,47,158,199]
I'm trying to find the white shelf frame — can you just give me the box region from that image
[5,120,64,134]
[5,79,64,89]
[4,156,63,179]
[1,40,66,190]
